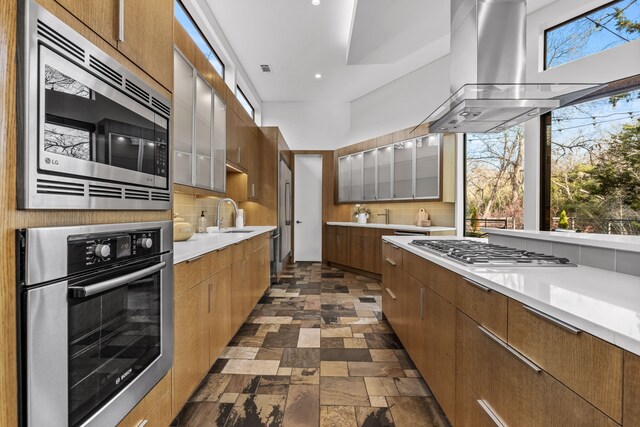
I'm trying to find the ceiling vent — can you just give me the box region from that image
[260,64,272,73]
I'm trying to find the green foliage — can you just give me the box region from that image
[558,210,569,229]
[591,120,640,211]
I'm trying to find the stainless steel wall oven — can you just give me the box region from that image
[17,221,173,427]
[19,0,172,210]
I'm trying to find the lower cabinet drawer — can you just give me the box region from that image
[457,311,618,427]
[507,300,623,423]
[382,240,403,270]
[456,380,505,427]
[208,246,231,276]
[625,351,640,426]
[455,275,508,340]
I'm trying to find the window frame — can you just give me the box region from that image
[539,77,640,231]
[235,85,255,120]
[175,0,225,79]
[543,0,639,70]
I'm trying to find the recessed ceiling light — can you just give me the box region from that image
[312,0,320,5]
[314,73,322,79]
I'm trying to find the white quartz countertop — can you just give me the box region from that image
[384,235,640,356]
[327,222,456,233]
[483,228,640,253]
[173,226,276,264]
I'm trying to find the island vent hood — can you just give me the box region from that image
[424,0,601,133]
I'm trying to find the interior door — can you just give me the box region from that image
[294,155,323,261]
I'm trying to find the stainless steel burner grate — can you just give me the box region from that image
[409,240,576,266]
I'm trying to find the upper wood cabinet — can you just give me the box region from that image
[55,0,173,89]
[226,110,251,171]
[337,135,442,203]
[173,49,226,192]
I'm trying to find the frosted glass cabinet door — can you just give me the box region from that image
[173,51,194,155]
[173,51,194,185]
[363,150,376,200]
[350,152,364,202]
[194,75,212,188]
[338,156,351,202]
[212,93,226,192]
[393,142,413,199]
[377,146,392,200]
[415,135,440,199]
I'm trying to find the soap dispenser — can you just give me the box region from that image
[198,211,207,233]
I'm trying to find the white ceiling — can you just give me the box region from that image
[203,0,559,103]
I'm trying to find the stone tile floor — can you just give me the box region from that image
[171,262,451,427]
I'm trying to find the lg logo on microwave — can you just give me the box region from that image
[44,157,59,166]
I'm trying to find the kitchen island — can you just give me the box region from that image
[381,234,640,426]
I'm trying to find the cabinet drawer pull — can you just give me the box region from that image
[384,257,396,266]
[118,0,125,41]
[186,255,203,263]
[390,244,400,250]
[463,277,490,292]
[478,325,542,373]
[382,241,389,245]
[522,305,581,335]
[419,287,425,320]
[477,399,507,427]
[385,288,397,300]
[136,420,149,427]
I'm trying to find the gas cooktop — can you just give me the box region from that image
[409,239,577,267]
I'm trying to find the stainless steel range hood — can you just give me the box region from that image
[425,0,601,133]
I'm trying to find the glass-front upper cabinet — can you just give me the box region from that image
[338,156,351,202]
[173,49,226,192]
[415,135,440,199]
[173,51,194,186]
[377,145,392,200]
[393,141,413,199]
[212,94,226,192]
[363,150,376,200]
[195,75,212,189]
[350,152,364,201]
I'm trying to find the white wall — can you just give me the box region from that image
[262,56,450,150]
[349,56,450,145]
[261,102,351,150]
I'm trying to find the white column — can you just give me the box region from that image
[524,118,541,230]
[455,133,465,237]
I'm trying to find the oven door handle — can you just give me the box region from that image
[69,261,167,298]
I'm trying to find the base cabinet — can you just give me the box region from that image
[167,233,271,421]
[382,242,630,427]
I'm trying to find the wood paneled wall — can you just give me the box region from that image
[1,3,171,425]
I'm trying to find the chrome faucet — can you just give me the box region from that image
[216,198,238,229]
[378,209,390,225]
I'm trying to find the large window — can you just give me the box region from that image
[543,88,640,234]
[175,1,224,78]
[545,0,640,69]
[236,86,255,120]
[465,126,525,237]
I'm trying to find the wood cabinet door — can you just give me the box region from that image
[334,227,351,266]
[230,259,247,330]
[118,0,173,89]
[226,111,240,167]
[421,286,456,423]
[625,351,640,426]
[173,281,209,416]
[325,226,337,263]
[508,300,623,423]
[457,311,618,427]
[456,380,504,427]
[55,0,118,47]
[210,266,232,365]
[349,228,365,271]
[400,275,423,359]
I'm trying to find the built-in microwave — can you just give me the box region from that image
[18,0,172,210]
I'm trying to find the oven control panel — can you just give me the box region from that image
[67,228,161,274]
